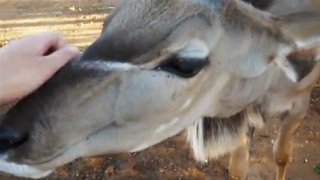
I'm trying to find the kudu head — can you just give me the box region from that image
[0,0,319,178]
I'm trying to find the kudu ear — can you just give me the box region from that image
[275,46,320,82]
[275,12,320,44]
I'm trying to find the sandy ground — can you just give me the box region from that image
[0,0,319,179]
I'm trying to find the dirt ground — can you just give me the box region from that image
[0,0,319,179]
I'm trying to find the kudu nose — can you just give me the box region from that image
[0,127,28,153]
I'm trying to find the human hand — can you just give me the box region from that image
[0,32,80,106]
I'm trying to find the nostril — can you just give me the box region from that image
[0,127,28,153]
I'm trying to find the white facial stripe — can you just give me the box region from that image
[131,117,180,152]
[181,98,194,110]
[316,48,320,61]
[0,157,52,179]
[275,57,298,82]
[178,40,209,59]
[155,117,180,134]
[81,61,136,71]
[296,37,320,48]
[101,61,135,70]
[130,142,153,152]
[275,45,298,82]
[316,54,320,61]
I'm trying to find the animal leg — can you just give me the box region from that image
[273,115,304,180]
[273,95,310,180]
[228,132,249,180]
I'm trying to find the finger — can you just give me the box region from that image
[56,38,68,49]
[24,32,63,55]
[42,46,80,72]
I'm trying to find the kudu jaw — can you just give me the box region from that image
[0,0,319,179]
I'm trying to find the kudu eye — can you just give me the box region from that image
[155,55,209,78]
[155,40,210,78]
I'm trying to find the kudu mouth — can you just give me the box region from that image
[0,127,28,154]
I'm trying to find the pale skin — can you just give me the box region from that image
[0,32,80,106]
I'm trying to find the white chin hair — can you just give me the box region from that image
[0,156,52,179]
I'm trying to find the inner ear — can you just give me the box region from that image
[276,47,319,82]
[287,49,318,82]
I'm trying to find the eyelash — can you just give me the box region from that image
[155,55,209,78]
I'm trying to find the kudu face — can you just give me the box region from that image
[0,0,231,177]
[0,0,319,179]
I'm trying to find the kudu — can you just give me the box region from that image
[0,0,319,179]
